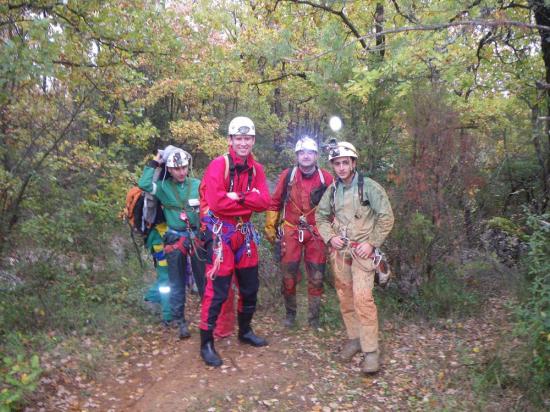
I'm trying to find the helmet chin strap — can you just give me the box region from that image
[298,164,316,176]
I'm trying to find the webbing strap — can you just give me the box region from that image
[282,167,325,220]
[225,154,254,192]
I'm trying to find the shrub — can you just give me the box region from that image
[514,214,550,402]
[415,262,481,319]
[0,353,41,412]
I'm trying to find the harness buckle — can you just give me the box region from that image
[298,229,304,243]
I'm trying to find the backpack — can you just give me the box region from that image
[123,187,165,238]
[329,172,370,210]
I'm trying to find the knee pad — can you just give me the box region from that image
[282,261,300,274]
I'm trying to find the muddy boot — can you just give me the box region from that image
[238,312,268,347]
[361,351,379,373]
[283,295,297,328]
[339,338,361,362]
[177,320,191,339]
[200,329,222,367]
[307,295,321,329]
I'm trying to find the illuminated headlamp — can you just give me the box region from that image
[329,148,340,158]
[159,286,171,294]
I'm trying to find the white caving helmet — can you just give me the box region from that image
[228,116,256,136]
[295,136,318,152]
[166,149,190,168]
[328,141,358,161]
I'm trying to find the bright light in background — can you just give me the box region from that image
[329,116,342,132]
[159,286,171,294]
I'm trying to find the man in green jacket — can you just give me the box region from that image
[315,141,394,374]
[139,147,201,339]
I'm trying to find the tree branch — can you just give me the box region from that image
[450,0,483,23]
[251,72,307,85]
[284,19,550,63]
[390,0,418,24]
[285,0,369,50]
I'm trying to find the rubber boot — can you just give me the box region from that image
[308,295,321,329]
[200,329,222,367]
[361,351,379,373]
[283,295,297,328]
[339,338,361,362]
[178,320,191,339]
[238,312,268,347]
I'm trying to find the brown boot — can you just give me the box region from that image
[361,351,379,373]
[308,295,321,329]
[339,338,361,362]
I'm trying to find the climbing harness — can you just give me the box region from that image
[203,211,260,280]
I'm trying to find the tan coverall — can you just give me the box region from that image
[316,173,394,352]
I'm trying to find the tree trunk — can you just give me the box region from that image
[531,100,550,212]
[532,1,550,211]
[375,3,385,59]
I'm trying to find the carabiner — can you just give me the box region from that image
[240,223,248,235]
[298,229,304,243]
[372,248,383,268]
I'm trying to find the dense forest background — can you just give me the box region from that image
[0,1,549,410]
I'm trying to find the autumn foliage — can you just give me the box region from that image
[389,86,484,287]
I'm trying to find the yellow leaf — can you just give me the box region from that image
[21,373,30,384]
[473,347,480,353]
[123,352,130,357]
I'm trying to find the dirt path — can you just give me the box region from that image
[31,295,520,411]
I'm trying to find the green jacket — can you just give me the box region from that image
[315,172,394,248]
[138,162,200,231]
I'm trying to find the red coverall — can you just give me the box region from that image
[199,182,236,339]
[268,167,333,324]
[199,148,271,333]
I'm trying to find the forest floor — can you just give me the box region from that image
[27,292,525,412]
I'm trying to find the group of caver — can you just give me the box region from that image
[138,116,394,374]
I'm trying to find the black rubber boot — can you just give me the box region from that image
[178,320,191,339]
[283,295,297,328]
[238,312,268,347]
[308,295,321,329]
[200,329,222,367]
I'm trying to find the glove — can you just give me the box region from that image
[264,210,279,244]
